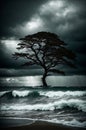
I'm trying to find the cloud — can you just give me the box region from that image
[0,0,48,38]
[0,38,20,68]
[38,0,86,41]
[0,0,86,75]
[11,16,45,36]
[0,37,18,52]
[10,0,86,58]
[10,0,86,43]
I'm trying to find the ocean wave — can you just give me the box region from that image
[40,91,86,98]
[12,90,41,98]
[0,91,10,97]
[48,118,86,128]
[64,119,86,128]
[1,99,86,112]
[12,90,30,97]
[0,90,86,98]
[0,90,41,98]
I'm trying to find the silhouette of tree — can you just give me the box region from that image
[13,32,76,87]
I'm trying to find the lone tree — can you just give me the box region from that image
[13,32,76,87]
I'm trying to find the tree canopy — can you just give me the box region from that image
[13,32,76,87]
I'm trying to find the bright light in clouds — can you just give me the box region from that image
[26,18,42,30]
[1,38,19,53]
[40,0,76,18]
[24,17,44,34]
[47,0,64,9]
[49,1,63,7]
[12,16,44,35]
[40,0,64,14]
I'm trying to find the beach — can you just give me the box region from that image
[0,119,86,130]
[0,87,86,129]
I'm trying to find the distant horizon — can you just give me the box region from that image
[0,75,86,87]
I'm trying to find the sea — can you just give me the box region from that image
[0,86,86,128]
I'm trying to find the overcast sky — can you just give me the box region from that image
[0,0,86,77]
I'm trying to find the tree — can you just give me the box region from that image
[13,32,76,87]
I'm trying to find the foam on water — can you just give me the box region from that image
[40,91,86,98]
[47,118,86,128]
[12,90,30,97]
[0,90,86,98]
[0,87,86,128]
[1,99,86,112]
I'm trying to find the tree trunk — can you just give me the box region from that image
[42,71,48,87]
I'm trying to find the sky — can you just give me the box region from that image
[0,0,86,79]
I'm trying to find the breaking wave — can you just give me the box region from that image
[0,91,10,97]
[0,90,40,98]
[48,118,86,128]
[1,99,86,112]
[40,91,86,98]
[0,88,86,128]
[0,90,86,98]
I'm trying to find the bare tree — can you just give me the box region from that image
[13,32,76,87]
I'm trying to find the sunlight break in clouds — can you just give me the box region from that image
[27,17,42,30]
[11,16,44,36]
[1,38,18,53]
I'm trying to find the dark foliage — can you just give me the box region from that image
[13,32,76,87]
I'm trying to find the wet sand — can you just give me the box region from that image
[0,119,85,130]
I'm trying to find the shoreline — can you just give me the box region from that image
[0,119,86,130]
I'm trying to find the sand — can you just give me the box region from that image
[0,119,85,130]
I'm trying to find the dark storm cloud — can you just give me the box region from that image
[38,0,86,42]
[0,0,86,76]
[0,0,47,38]
[10,0,86,47]
[1,0,86,40]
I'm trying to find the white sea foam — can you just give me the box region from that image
[47,118,86,128]
[1,99,86,112]
[0,90,86,98]
[64,119,86,128]
[40,91,86,98]
[12,90,30,97]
